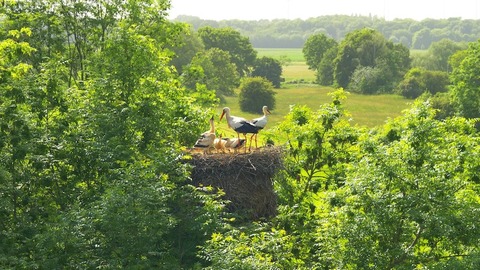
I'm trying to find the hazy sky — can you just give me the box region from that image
[168,0,480,21]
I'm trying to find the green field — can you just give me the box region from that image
[213,48,411,141]
[256,48,316,82]
[215,86,410,141]
[256,48,305,62]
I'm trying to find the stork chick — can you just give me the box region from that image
[193,116,216,154]
[213,134,227,153]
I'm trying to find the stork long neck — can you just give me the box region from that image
[225,111,233,128]
[209,119,215,133]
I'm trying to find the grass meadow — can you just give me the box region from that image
[212,48,411,143]
[255,48,306,62]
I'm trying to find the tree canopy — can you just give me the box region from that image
[185,47,240,97]
[450,39,480,120]
[198,26,257,76]
[334,28,410,93]
[252,56,283,88]
[302,33,337,70]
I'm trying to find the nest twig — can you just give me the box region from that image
[187,147,284,219]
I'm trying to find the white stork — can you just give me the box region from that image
[219,107,258,152]
[193,116,216,154]
[249,105,271,149]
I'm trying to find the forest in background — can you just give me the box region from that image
[173,15,480,48]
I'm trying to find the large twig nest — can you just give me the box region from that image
[188,147,283,219]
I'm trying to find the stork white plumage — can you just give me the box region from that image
[219,107,258,152]
[250,105,271,149]
[193,116,216,154]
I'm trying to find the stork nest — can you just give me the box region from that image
[187,146,283,220]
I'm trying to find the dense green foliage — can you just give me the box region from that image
[1,1,479,269]
[412,38,468,72]
[238,77,276,113]
[184,47,240,97]
[302,33,338,71]
[328,105,480,269]
[167,25,205,74]
[175,15,480,49]
[316,46,338,85]
[251,56,283,88]
[450,40,480,120]
[0,1,223,268]
[397,68,449,99]
[334,28,411,93]
[197,26,257,76]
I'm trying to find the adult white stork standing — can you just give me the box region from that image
[193,116,216,154]
[219,107,258,152]
[250,105,271,150]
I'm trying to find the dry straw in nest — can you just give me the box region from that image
[188,146,283,219]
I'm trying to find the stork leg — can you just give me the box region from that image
[249,134,256,151]
[243,133,248,153]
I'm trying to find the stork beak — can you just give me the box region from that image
[267,109,271,114]
[220,111,225,121]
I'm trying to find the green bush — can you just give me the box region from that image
[425,92,456,120]
[239,77,276,113]
[348,65,386,94]
[396,68,449,99]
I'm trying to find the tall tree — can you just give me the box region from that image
[0,28,36,250]
[168,24,205,74]
[412,28,433,49]
[0,1,224,268]
[413,39,467,72]
[252,56,283,88]
[198,26,257,76]
[450,40,480,121]
[334,28,410,93]
[316,46,338,85]
[302,33,337,70]
[184,48,239,98]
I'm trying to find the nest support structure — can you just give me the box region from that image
[189,147,283,220]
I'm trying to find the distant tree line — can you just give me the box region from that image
[173,15,480,49]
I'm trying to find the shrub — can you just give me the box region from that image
[428,92,456,120]
[348,66,386,94]
[396,68,449,99]
[239,77,276,113]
